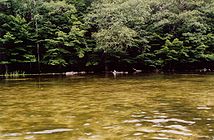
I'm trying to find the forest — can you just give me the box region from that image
[0,0,214,74]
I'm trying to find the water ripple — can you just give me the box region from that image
[142,118,195,125]
[165,125,190,132]
[159,130,192,136]
[2,133,22,137]
[26,128,73,135]
[197,106,211,110]
[124,116,195,137]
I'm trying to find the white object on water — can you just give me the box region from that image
[133,68,142,73]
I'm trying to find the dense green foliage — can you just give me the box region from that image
[0,0,213,73]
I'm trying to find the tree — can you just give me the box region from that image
[86,0,151,70]
[38,0,87,67]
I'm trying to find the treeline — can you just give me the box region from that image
[0,0,214,74]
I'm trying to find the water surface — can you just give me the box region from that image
[0,74,214,140]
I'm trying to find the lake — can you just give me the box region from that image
[0,74,214,140]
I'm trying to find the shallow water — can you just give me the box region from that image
[0,74,214,140]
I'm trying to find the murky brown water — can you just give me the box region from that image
[0,74,214,140]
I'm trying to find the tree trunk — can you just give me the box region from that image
[5,64,8,74]
[33,0,41,73]
[37,43,41,73]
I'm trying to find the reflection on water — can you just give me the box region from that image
[0,74,214,140]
